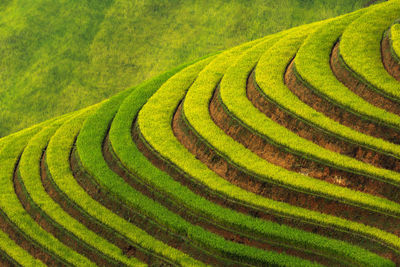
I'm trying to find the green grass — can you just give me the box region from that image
[294,8,400,141]
[76,61,213,266]
[134,17,399,262]
[110,31,394,267]
[390,23,400,62]
[340,0,400,100]
[0,115,94,266]
[0,0,374,137]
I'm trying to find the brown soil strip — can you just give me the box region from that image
[71,144,246,267]
[332,41,400,116]
[153,96,400,263]
[106,133,343,266]
[41,151,166,265]
[382,32,400,81]
[13,153,122,267]
[284,58,400,168]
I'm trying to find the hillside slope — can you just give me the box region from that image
[0,0,372,137]
[1,0,400,266]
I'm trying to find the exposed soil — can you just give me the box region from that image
[71,144,243,267]
[332,41,400,116]
[13,152,121,267]
[114,131,343,266]
[381,32,400,81]
[284,59,400,170]
[41,150,165,264]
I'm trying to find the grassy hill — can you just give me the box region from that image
[0,0,372,137]
[3,0,400,266]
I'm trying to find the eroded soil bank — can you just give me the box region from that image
[170,92,400,236]
[332,41,400,116]
[382,32,400,81]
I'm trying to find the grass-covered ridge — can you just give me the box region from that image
[1,0,400,266]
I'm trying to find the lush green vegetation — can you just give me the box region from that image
[241,20,400,208]
[18,111,144,266]
[340,0,400,100]
[391,23,400,59]
[217,23,400,255]
[0,228,44,266]
[180,19,400,249]
[294,9,400,140]
[0,0,374,137]
[46,107,194,266]
[1,1,400,266]
[74,61,214,267]
[0,116,94,266]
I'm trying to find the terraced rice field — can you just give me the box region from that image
[1,0,400,265]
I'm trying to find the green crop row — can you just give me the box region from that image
[389,23,400,64]
[340,0,400,101]
[110,30,394,267]
[18,107,145,266]
[294,10,400,160]
[0,115,94,266]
